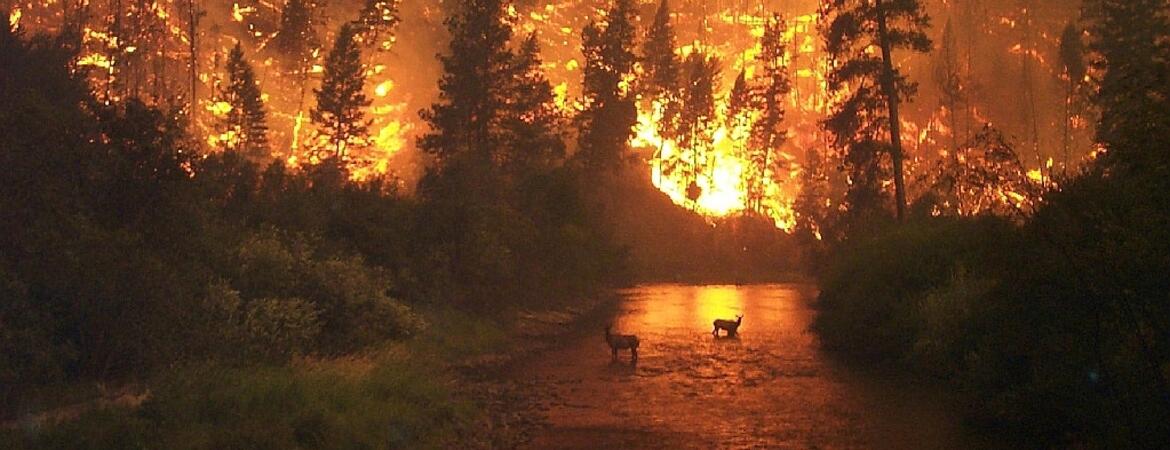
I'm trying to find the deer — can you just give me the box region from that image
[712,314,743,337]
[605,324,639,362]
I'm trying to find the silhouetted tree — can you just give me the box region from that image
[677,49,719,202]
[641,0,682,181]
[312,23,370,160]
[418,0,514,175]
[220,42,270,161]
[748,14,791,214]
[1087,0,1170,173]
[726,69,756,199]
[793,146,830,247]
[932,18,964,152]
[502,33,564,179]
[821,0,931,221]
[1058,21,1085,175]
[575,0,638,175]
[355,0,400,50]
[273,0,315,69]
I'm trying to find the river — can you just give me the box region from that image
[509,284,998,449]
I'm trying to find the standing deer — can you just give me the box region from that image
[605,325,639,362]
[712,314,743,337]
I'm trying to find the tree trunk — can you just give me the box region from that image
[875,0,907,221]
[187,0,197,108]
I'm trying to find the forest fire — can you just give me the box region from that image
[7,2,1170,447]
[8,0,1085,229]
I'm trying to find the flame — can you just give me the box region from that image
[8,8,20,30]
[77,54,113,69]
[231,3,254,22]
[633,97,797,230]
[206,101,233,116]
[374,80,394,97]
[11,0,1065,225]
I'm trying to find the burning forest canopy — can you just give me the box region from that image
[6,0,1089,231]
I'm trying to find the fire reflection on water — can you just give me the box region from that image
[613,284,814,347]
[521,284,982,449]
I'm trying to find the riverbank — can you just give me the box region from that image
[0,292,620,449]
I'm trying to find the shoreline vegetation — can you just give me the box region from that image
[1,294,622,449]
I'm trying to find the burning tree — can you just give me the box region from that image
[1058,21,1085,176]
[575,0,638,176]
[311,23,370,161]
[677,49,720,202]
[355,0,401,50]
[273,0,317,71]
[726,69,755,203]
[217,42,270,161]
[923,125,1041,217]
[932,18,965,152]
[641,0,683,182]
[821,0,932,221]
[747,13,792,215]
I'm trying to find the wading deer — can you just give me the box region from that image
[605,325,639,362]
[712,315,743,337]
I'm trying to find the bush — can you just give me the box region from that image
[814,217,1017,359]
[244,298,322,362]
[909,267,997,377]
[303,256,425,353]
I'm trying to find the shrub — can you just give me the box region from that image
[244,298,322,362]
[303,256,425,353]
[814,217,1016,359]
[909,267,997,376]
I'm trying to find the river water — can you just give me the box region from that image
[512,284,996,449]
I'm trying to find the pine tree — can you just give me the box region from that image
[501,33,565,178]
[793,145,830,244]
[641,0,679,101]
[274,0,316,71]
[312,23,370,160]
[821,0,931,221]
[726,69,757,197]
[727,70,754,127]
[748,14,791,214]
[356,0,401,50]
[220,42,270,161]
[641,0,682,180]
[418,0,514,172]
[1058,21,1086,176]
[1086,0,1170,174]
[932,18,964,152]
[576,0,639,175]
[677,49,719,202]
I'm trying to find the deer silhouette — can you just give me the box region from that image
[712,314,743,337]
[605,324,639,362]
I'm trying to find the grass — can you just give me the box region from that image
[0,308,514,450]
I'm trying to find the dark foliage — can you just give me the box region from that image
[0,22,624,420]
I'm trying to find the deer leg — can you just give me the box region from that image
[612,347,617,360]
[631,348,637,362]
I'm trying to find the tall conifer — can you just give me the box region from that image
[576,0,639,175]
[312,23,370,160]
[220,42,270,161]
[821,0,931,220]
